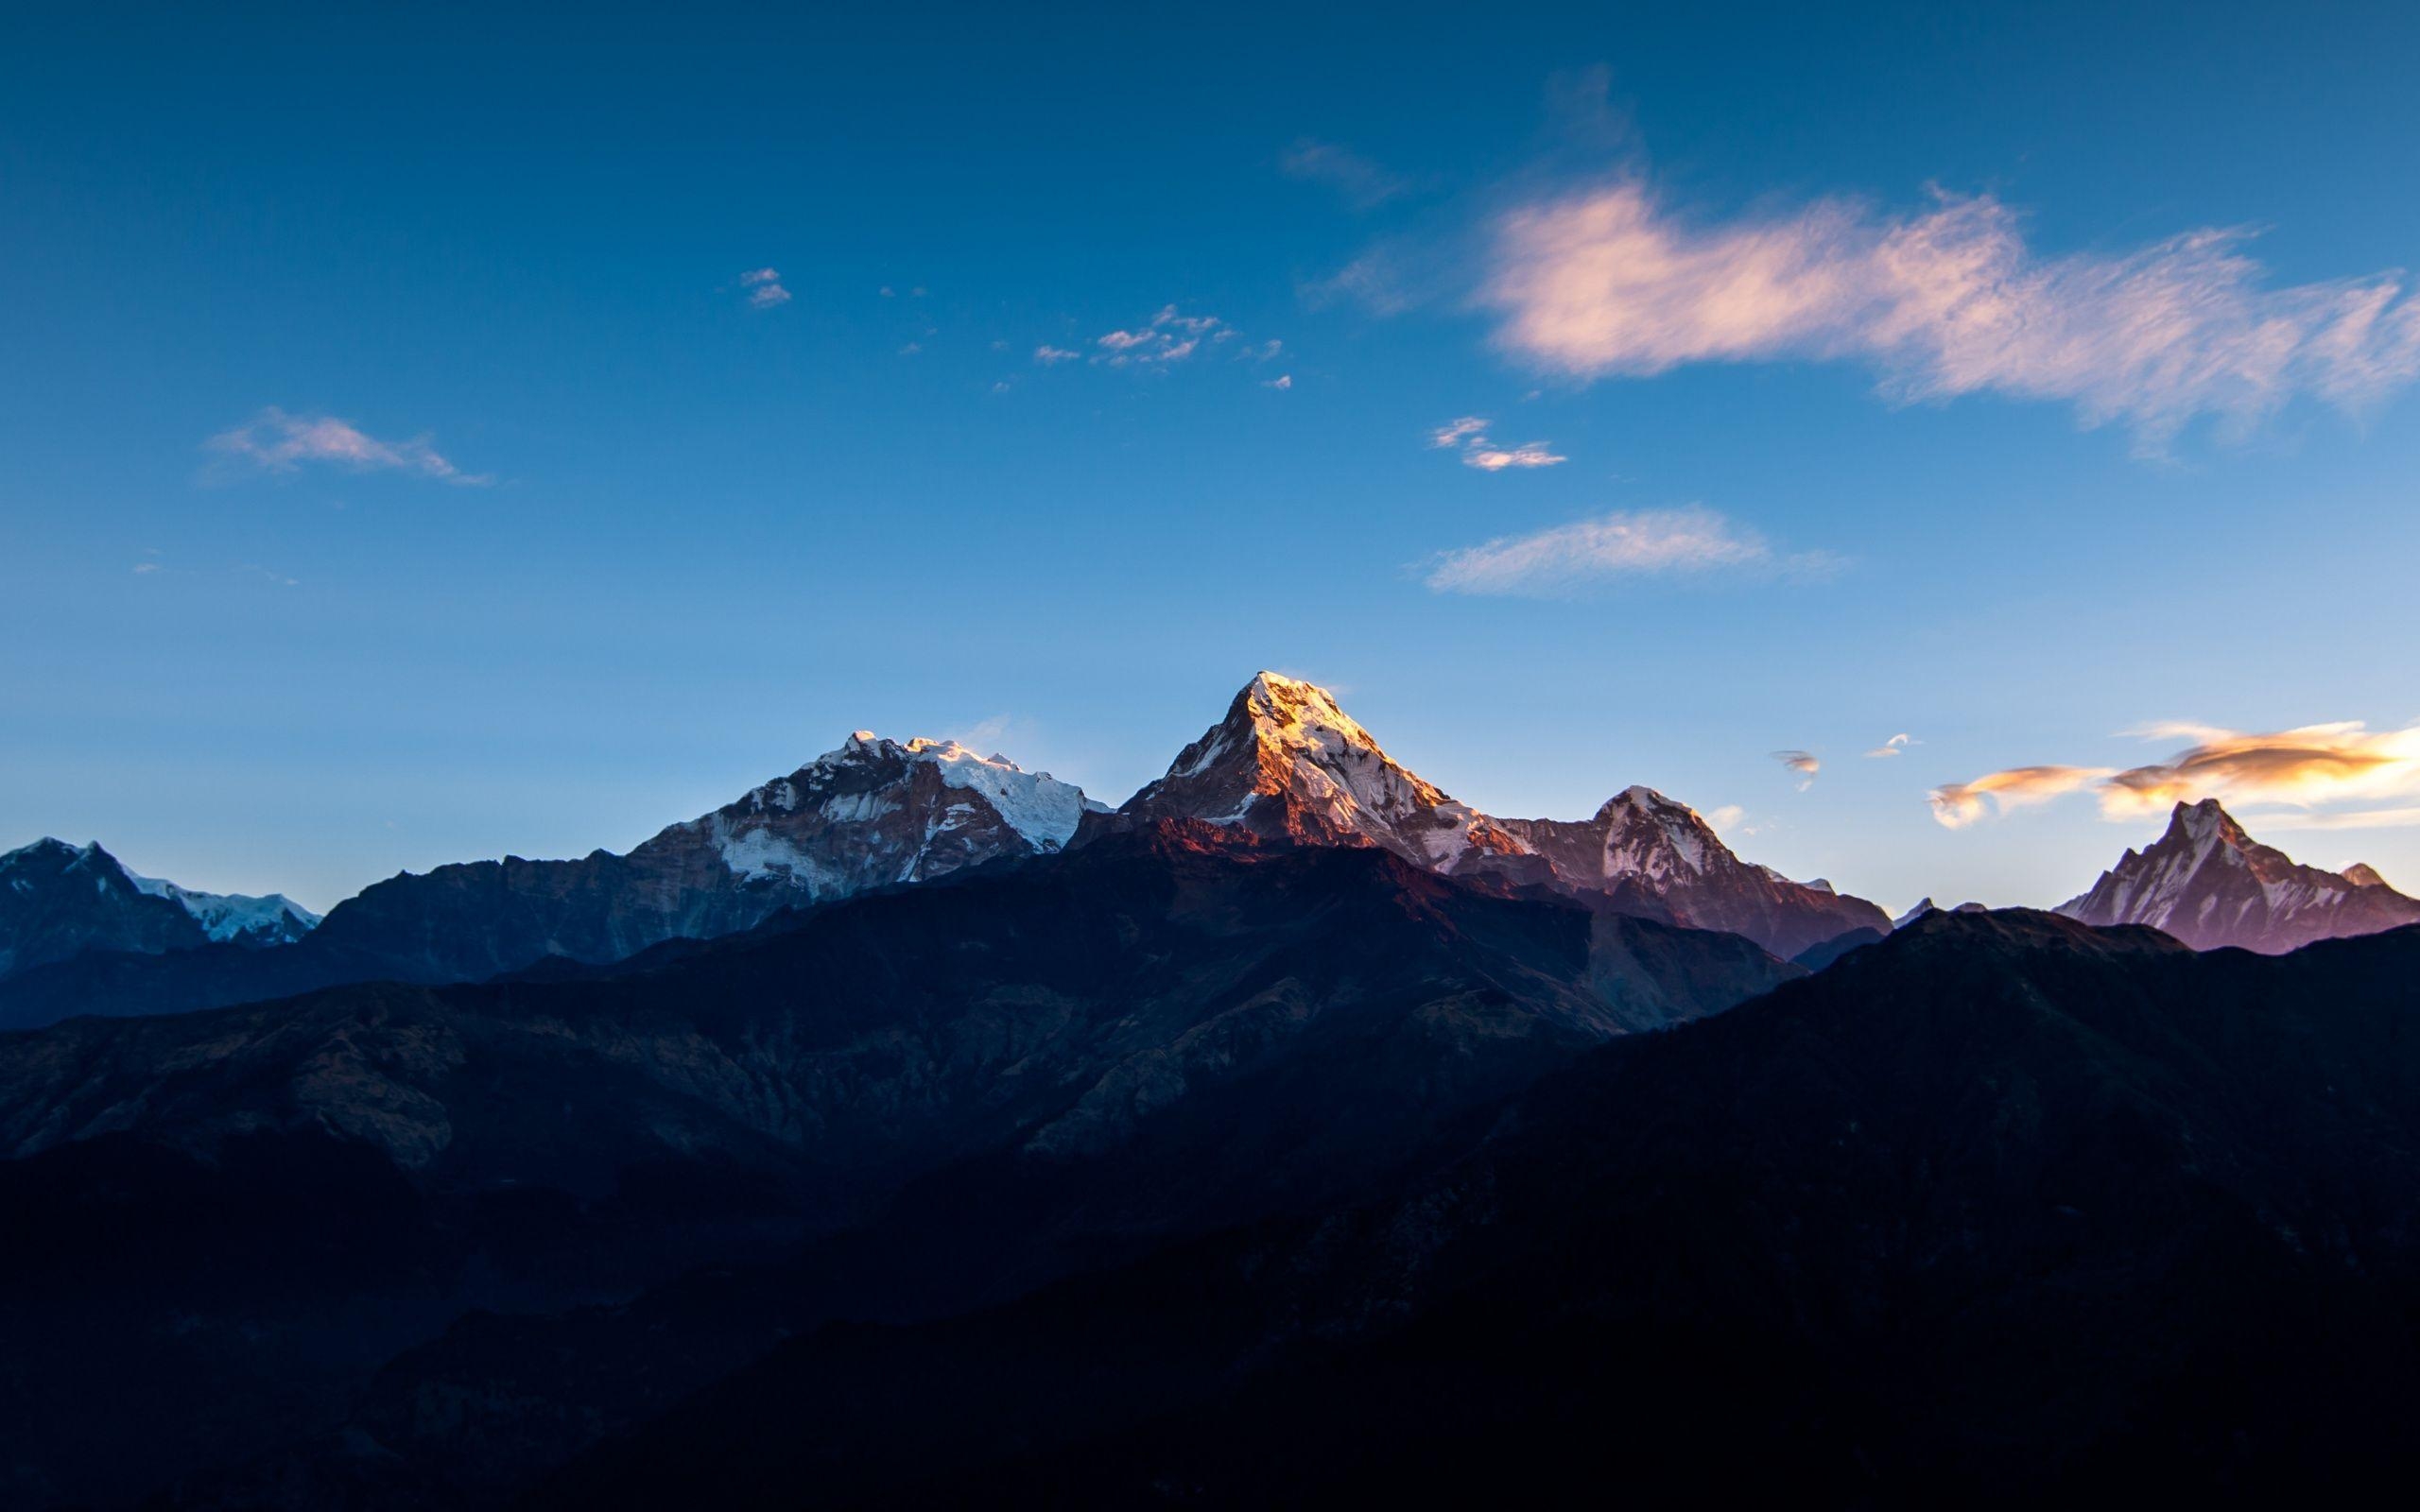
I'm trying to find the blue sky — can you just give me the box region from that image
[5,1,2418,914]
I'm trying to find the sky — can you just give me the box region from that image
[5,0,2419,915]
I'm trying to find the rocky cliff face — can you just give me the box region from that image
[1088,672,1887,958]
[2056,799,2420,953]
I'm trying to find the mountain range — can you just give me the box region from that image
[5,671,2420,1506]
[0,674,1880,1027]
[7,676,2413,1038]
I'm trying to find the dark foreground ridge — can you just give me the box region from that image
[535,911,2420,1509]
[0,822,1790,1508]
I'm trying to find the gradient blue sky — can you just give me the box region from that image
[6,1,2419,914]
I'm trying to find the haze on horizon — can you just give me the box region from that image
[5,1,2418,916]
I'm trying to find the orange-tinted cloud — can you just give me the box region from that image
[2097,721,2420,816]
[1928,765,2114,828]
[1931,721,2420,829]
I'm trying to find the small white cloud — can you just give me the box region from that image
[1463,440,1565,471]
[1864,733,1913,759]
[1773,750,1821,790]
[1098,329,1156,351]
[1152,304,1219,335]
[1706,803,1746,833]
[205,408,489,485]
[131,561,160,575]
[1429,415,1564,470]
[740,267,791,308]
[1264,374,1293,390]
[899,342,923,355]
[1034,345,1081,365]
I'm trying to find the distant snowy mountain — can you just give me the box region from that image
[302,730,1105,983]
[129,871,321,946]
[1089,672,1889,958]
[2055,799,2420,953]
[0,838,314,978]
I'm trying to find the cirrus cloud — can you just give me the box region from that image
[1483,179,2420,454]
[1425,503,1830,596]
[1278,137,1412,211]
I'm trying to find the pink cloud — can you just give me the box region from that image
[1486,181,2420,453]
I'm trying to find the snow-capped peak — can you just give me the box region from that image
[1596,787,1719,881]
[129,871,322,945]
[678,729,1103,893]
[2056,799,2420,953]
[1115,673,1517,865]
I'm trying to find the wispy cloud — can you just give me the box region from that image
[1866,732,1913,759]
[1263,374,1293,390]
[205,408,490,485]
[1928,765,2115,828]
[1930,719,2420,830]
[1034,345,1081,365]
[1463,440,1565,471]
[1482,179,2420,453]
[740,267,792,308]
[1426,415,1565,470]
[1426,504,1828,596]
[1772,749,1821,790]
[1277,137,1411,210]
[1705,803,1746,833]
[1089,305,1224,366]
